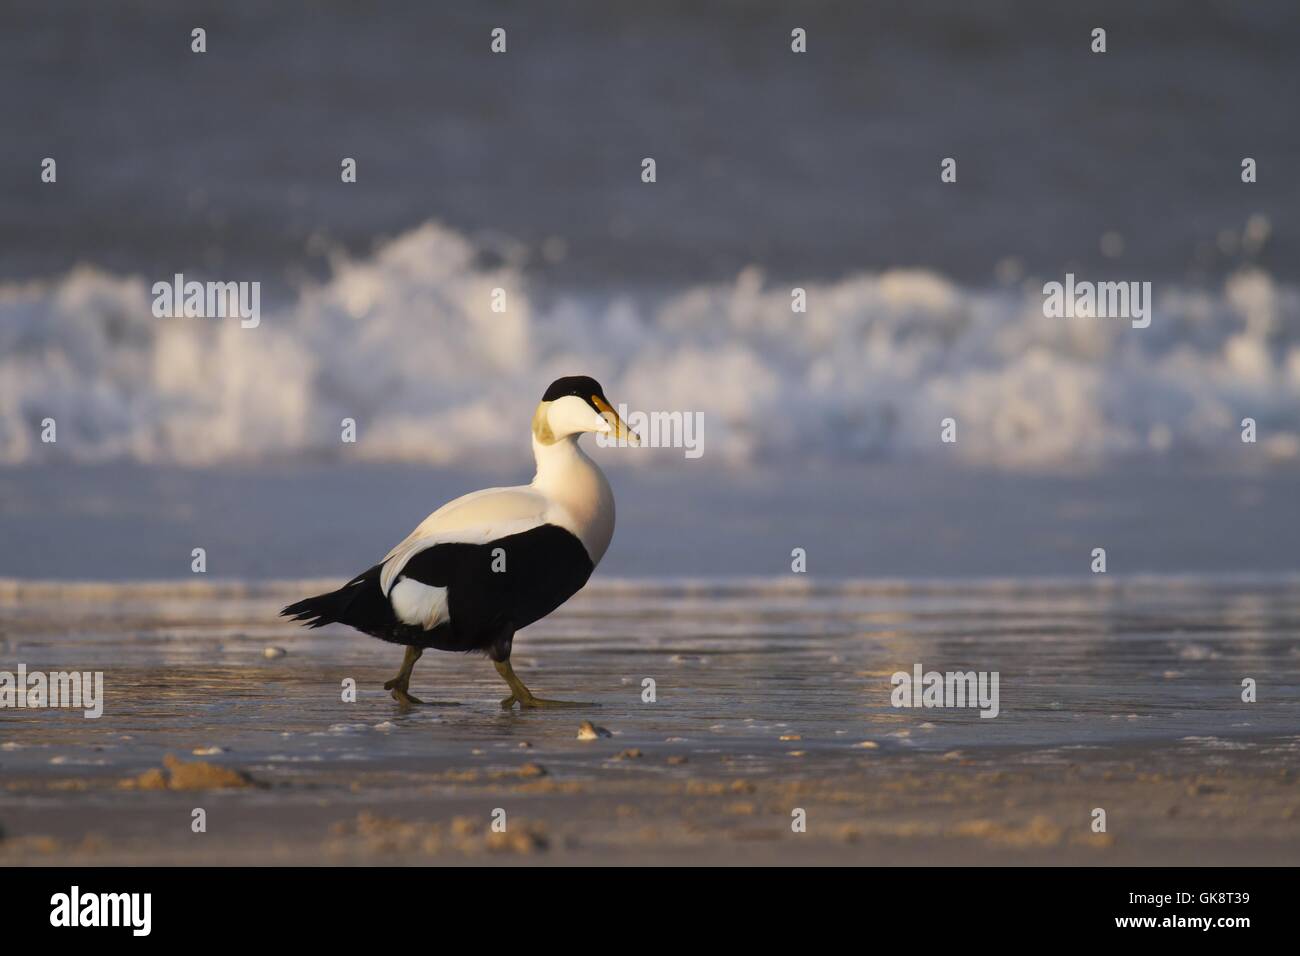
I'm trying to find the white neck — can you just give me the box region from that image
[530,434,616,565]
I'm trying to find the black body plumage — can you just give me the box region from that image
[280,523,594,661]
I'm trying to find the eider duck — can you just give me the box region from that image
[281,376,638,709]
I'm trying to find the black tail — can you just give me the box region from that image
[281,564,397,632]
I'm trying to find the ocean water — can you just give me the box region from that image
[2,1,1299,474]
[4,1,1298,289]
[0,461,1297,581]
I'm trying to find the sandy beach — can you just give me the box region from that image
[3,576,1297,865]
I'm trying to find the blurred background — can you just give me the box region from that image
[1,0,1297,580]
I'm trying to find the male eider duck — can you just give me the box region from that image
[281,376,639,709]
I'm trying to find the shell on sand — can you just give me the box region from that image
[577,721,612,741]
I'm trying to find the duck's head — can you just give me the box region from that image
[533,375,640,445]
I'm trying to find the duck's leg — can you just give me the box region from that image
[495,658,594,710]
[384,646,460,707]
[383,646,425,706]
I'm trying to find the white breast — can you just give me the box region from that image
[529,434,616,565]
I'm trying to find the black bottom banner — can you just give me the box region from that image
[0,866,1280,941]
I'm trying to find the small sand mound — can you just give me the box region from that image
[123,754,255,791]
[328,811,548,857]
[951,815,1063,848]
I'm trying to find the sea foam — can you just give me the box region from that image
[2,221,1297,469]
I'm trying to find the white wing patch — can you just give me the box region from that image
[389,578,450,629]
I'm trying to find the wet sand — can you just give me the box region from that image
[2,577,1299,865]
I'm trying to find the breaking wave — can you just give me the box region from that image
[2,220,1298,469]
